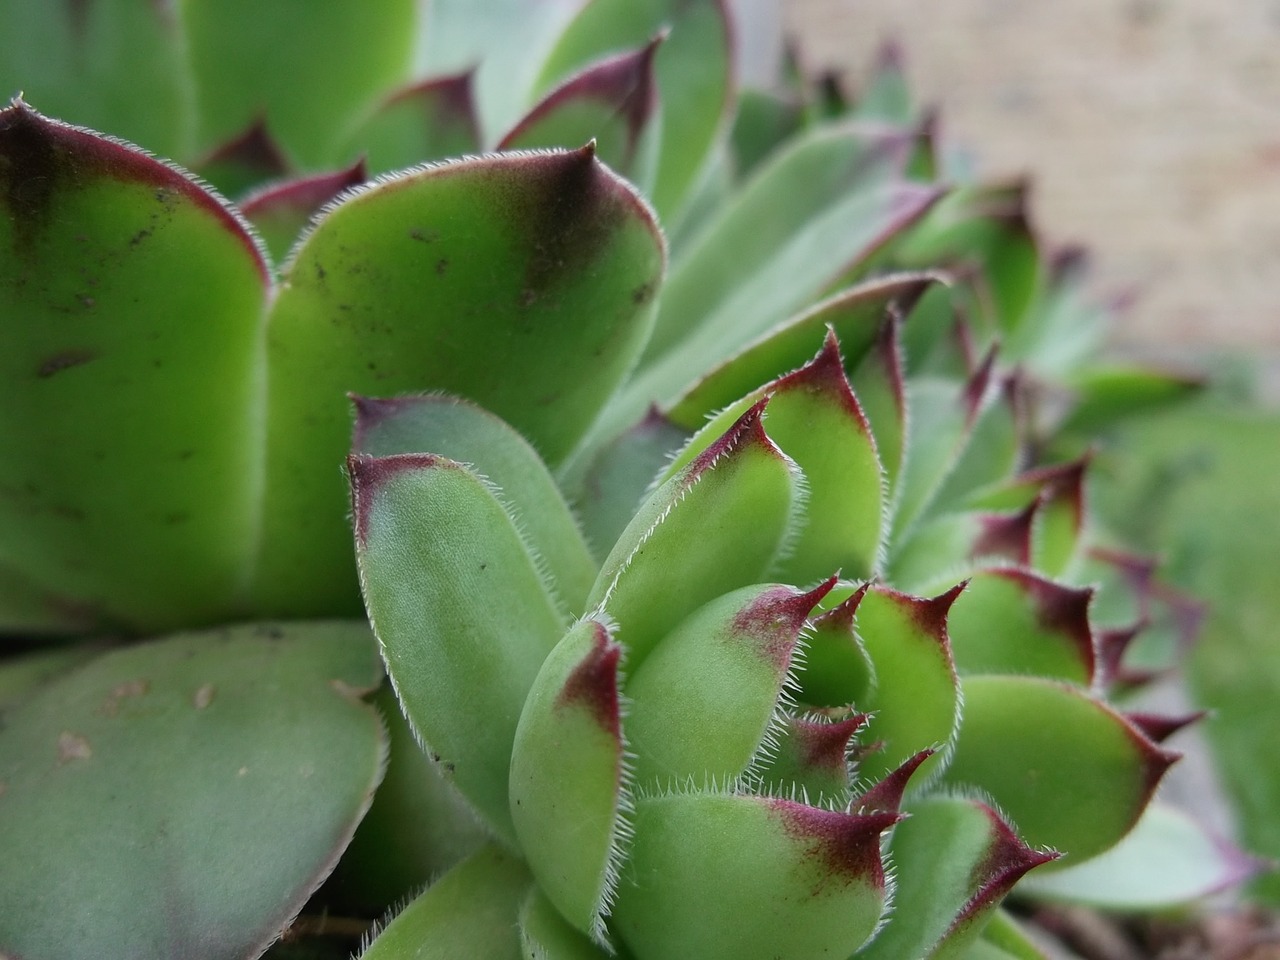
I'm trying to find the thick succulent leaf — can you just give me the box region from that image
[350,454,566,843]
[1016,801,1264,909]
[535,0,732,220]
[0,101,269,633]
[324,684,490,917]
[520,888,615,960]
[855,795,1056,960]
[256,146,664,615]
[0,643,101,707]
[626,581,832,788]
[240,160,367,265]
[798,584,877,708]
[929,367,1024,513]
[585,402,801,665]
[667,272,938,427]
[1004,250,1106,380]
[359,844,532,960]
[180,0,417,167]
[1059,364,1203,436]
[945,675,1177,861]
[0,0,192,158]
[640,121,931,366]
[510,617,628,940]
[614,791,900,960]
[338,72,482,175]
[973,910,1052,960]
[852,585,963,783]
[500,39,662,185]
[945,569,1095,685]
[969,459,1087,580]
[353,394,596,614]
[757,710,865,804]
[0,621,386,960]
[570,408,691,560]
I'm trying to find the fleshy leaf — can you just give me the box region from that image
[350,454,565,843]
[535,0,732,220]
[856,795,1057,960]
[181,0,418,166]
[339,72,482,175]
[945,569,1096,685]
[519,888,615,960]
[240,159,367,265]
[1060,364,1203,435]
[585,401,801,665]
[0,100,269,633]
[353,394,596,614]
[1016,801,1265,909]
[798,584,877,708]
[0,622,386,960]
[614,791,900,960]
[626,580,833,788]
[510,617,628,940]
[500,37,663,183]
[944,675,1178,861]
[758,710,867,804]
[359,845,531,960]
[256,146,664,615]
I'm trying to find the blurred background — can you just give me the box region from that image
[783,0,1280,370]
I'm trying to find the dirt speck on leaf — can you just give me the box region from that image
[57,731,92,764]
[194,683,216,709]
[37,349,98,378]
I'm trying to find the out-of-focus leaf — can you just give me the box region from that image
[351,453,565,844]
[255,146,664,615]
[0,101,268,633]
[339,72,481,175]
[1059,364,1203,436]
[0,621,386,960]
[240,160,367,265]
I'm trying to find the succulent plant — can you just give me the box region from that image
[0,2,1250,959]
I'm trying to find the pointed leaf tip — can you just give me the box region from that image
[347,452,449,545]
[952,805,1061,925]
[732,576,839,669]
[556,621,623,739]
[791,712,869,774]
[972,499,1040,565]
[855,748,935,814]
[689,396,780,475]
[1125,710,1206,745]
[813,581,871,632]
[767,800,903,887]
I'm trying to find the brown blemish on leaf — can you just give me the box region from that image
[57,731,92,764]
[98,677,149,717]
[193,683,216,709]
[37,348,97,379]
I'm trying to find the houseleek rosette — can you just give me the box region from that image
[349,331,1183,959]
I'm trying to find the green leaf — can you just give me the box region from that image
[0,101,269,633]
[180,0,418,166]
[350,454,566,843]
[625,581,833,788]
[510,617,628,941]
[855,795,1055,960]
[519,888,615,960]
[757,710,864,804]
[0,0,193,158]
[1060,364,1203,436]
[360,845,532,960]
[338,72,482,176]
[535,0,732,220]
[353,394,597,615]
[0,621,386,960]
[240,160,367,266]
[585,401,801,665]
[614,791,899,960]
[944,675,1177,862]
[1017,801,1263,910]
[255,146,664,615]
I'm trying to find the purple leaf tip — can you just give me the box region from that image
[557,621,623,739]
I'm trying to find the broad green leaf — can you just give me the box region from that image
[667,272,938,428]
[350,454,566,843]
[338,73,482,176]
[855,795,1055,960]
[180,0,417,166]
[945,675,1177,861]
[0,643,101,707]
[625,581,831,788]
[240,160,367,266]
[535,0,732,220]
[1060,364,1203,436]
[510,617,627,940]
[0,101,268,633]
[614,792,899,960]
[0,0,193,158]
[255,147,664,615]
[585,402,801,665]
[1017,801,1262,910]
[360,845,532,960]
[353,394,596,614]
[0,621,386,960]
[945,569,1095,685]
[500,39,663,187]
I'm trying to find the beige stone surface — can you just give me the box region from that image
[784,0,1280,351]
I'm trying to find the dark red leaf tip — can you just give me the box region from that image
[813,582,871,633]
[952,804,1060,926]
[963,343,1000,426]
[790,713,869,775]
[387,68,478,123]
[767,799,901,889]
[347,452,449,546]
[971,499,1040,566]
[854,748,934,814]
[556,621,624,740]
[1125,710,1207,745]
[877,581,968,646]
[771,328,873,433]
[240,157,367,219]
[994,569,1096,681]
[688,398,780,477]
[198,114,291,179]
[733,577,838,670]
